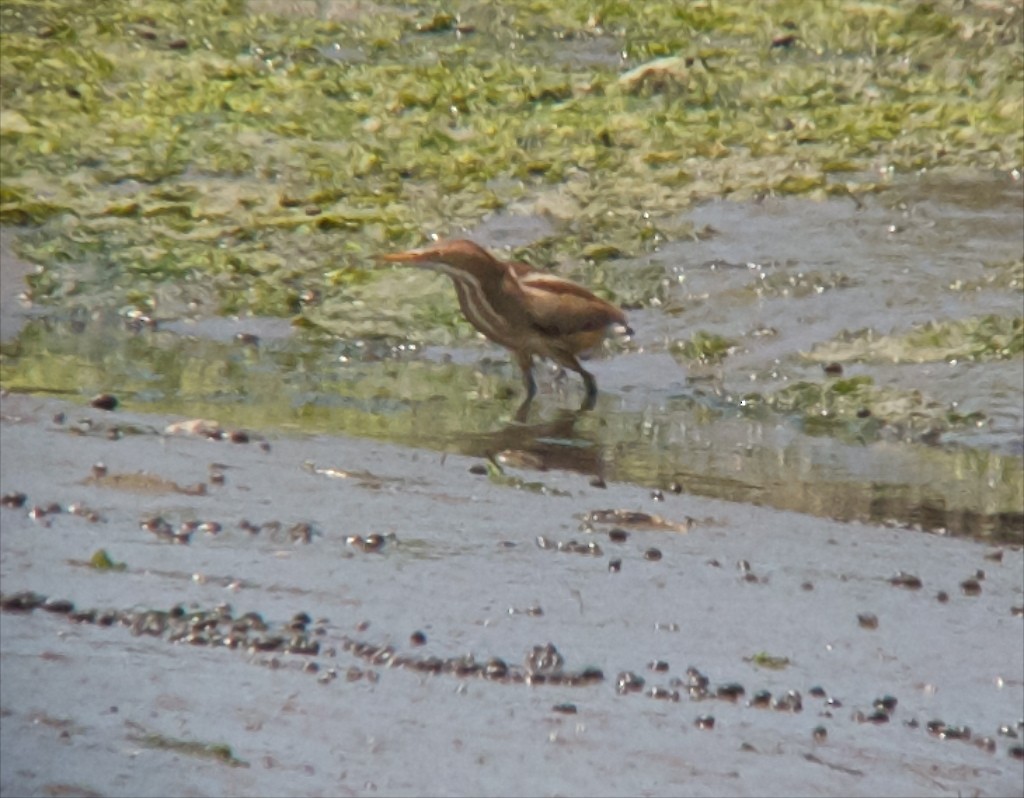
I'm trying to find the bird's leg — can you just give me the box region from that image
[554,353,598,411]
[512,350,537,421]
[515,351,537,402]
[579,370,598,411]
[513,398,532,423]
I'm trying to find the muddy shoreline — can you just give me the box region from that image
[1,392,1021,797]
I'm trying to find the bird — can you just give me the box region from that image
[377,239,631,413]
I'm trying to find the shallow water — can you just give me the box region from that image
[2,175,1021,541]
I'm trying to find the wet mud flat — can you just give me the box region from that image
[1,392,1022,798]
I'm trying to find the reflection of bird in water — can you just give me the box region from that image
[378,239,631,417]
[463,410,608,482]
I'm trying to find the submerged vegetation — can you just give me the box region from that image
[743,374,986,441]
[808,314,1024,365]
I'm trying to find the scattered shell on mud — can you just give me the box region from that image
[4,585,1021,763]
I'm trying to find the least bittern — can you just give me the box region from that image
[378,239,631,413]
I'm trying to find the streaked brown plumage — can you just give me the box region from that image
[377,239,631,411]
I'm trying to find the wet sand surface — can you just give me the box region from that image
[1,392,1022,797]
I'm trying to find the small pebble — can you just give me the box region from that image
[616,671,645,694]
[857,613,879,630]
[748,690,772,708]
[42,597,74,614]
[772,690,802,712]
[1,492,27,509]
[716,683,745,702]
[90,393,118,411]
[889,571,922,589]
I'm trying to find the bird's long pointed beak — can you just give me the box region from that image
[375,248,435,265]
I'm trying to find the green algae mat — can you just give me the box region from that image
[1,0,1020,328]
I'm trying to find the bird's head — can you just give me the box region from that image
[377,239,503,281]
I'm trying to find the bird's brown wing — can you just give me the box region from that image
[508,261,536,278]
[516,272,628,337]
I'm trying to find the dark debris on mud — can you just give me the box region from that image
[2,589,1022,763]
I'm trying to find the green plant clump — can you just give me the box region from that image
[808,315,1024,365]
